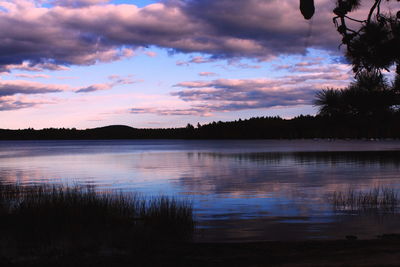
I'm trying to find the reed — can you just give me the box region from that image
[332,186,398,211]
[0,183,194,255]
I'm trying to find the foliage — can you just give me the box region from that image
[0,183,194,256]
[332,186,398,212]
[314,71,400,118]
[333,0,400,74]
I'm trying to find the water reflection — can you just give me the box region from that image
[177,151,400,196]
[1,140,400,241]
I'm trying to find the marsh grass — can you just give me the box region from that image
[332,187,399,212]
[0,183,194,256]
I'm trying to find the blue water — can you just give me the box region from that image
[1,139,400,241]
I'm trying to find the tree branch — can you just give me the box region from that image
[367,0,382,24]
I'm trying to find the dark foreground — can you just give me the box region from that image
[2,184,400,266]
[2,238,400,266]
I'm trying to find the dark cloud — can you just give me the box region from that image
[0,0,364,71]
[0,0,135,71]
[182,0,337,56]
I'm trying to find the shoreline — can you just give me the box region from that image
[1,138,400,141]
[3,237,400,266]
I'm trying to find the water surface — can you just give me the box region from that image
[1,139,400,241]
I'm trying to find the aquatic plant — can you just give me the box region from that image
[0,183,194,257]
[332,186,398,212]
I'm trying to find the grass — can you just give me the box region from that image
[0,183,194,258]
[332,186,399,212]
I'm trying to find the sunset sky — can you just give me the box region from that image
[1,0,398,129]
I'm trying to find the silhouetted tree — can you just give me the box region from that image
[185,123,195,131]
[314,88,343,117]
[315,71,399,118]
[311,1,400,119]
[332,0,400,74]
[394,73,400,91]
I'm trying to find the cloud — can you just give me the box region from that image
[0,0,378,70]
[144,51,157,57]
[76,75,139,93]
[130,107,211,116]
[0,74,139,110]
[56,76,78,80]
[172,79,316,107]
[199,72,217,77]
[14,74,51,79]
[1,62,69,73]
[0,97,35,111]
[190,56,214,64]
[0,80,68,97]
[0,95,54,111]
[76,83,113,93]
[0,74,140,97]
[176,56,215,66]
[274,59,353,75]
[129,65,352,116]
[176,61,189,67]
[230,62,262,69]
[0,0,136,71]
[295,61,321,67]
[52,0,110,8]
[0,74,143,111]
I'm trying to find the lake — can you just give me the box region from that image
[1,139,400,242]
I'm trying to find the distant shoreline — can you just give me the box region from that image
[1,115,400,140]
[1,137,399,141]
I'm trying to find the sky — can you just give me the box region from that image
[0,0,399,129]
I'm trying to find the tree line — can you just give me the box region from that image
[1,113,399,140]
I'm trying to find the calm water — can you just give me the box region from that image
[1,139,400,242]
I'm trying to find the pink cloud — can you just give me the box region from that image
[129,63,352,116]
[76,75,140,93]
[144,51,157,57]
[14,74,51,79]
[130,107,213,117]
[0,95,57,111]
[53,0,110,7]
[199,72,218,77]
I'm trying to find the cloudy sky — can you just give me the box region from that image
[0,0,398,129]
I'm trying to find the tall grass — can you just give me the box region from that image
[332,186,399,212]
[0,183,194,256]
